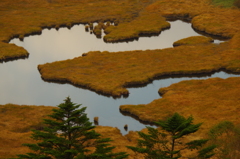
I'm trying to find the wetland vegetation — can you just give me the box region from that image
[1,0,240,158]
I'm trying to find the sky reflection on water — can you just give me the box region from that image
[2,20,237,134]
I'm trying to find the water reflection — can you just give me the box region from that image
[2,20,235,134]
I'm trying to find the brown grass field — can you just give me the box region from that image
[0,0,158,61]
[0,104,53,158]
[1,0,240,158]
[0,104,202,159]
[0,104,140,159]
[103,11,170,42]
[173,36,213,47]
[1,0,240,60]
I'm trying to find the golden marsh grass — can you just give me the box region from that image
[0,104,138,159]
[120,77,240,134]
[38,36,240,97]
[173,36,214,47]
[33,0,240,97]
[0,104,53,158]
[1,0,240,61]
[103,11,170,42]
[0,0,153,61]
[1,0,240,158]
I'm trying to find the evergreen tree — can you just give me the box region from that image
[127,113,216,159]
[14,97,128,159]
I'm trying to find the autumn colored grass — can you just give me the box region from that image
[173,36,213,47]
[0,104,140,159]
[1,0,240,158]
[191,9,240,38]
[0,104,207,159]
[33,0,240,97]
[1,0,240,61]
[0,104,53,158]
[94,126,139,159]
[103,11,170,42]
[120,77,240,134]
[147,0,240,38]
[38,32,240,97]
[0,43,28,62]
[0,0,153,61]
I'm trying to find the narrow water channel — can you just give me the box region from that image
[2,20,238,134]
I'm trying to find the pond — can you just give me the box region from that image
[3,20,239,134]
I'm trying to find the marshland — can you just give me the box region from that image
[1,0,240,158]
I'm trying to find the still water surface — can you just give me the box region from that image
[2,20,239,134]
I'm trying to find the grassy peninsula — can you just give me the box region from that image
[38,35,240,97]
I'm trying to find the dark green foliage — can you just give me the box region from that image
[186,139,208,150]
[14,97,128,159]
[127,126,168,159]
[127,113,216,159]
[156,113,202,139]
[197,145,216,159]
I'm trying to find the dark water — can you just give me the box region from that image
[3,20,238,134]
